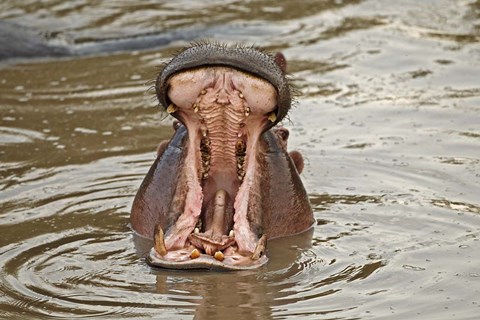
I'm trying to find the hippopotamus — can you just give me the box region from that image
[131,43,314,270]
[0,20,203,63]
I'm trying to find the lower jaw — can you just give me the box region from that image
[149,123,266,269]
[147,246,268,271]
[148,187,268,270]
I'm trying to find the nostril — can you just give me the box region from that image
[276,127,289,141]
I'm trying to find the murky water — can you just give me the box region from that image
[1,1,479,319]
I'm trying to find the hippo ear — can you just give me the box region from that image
[264,52,290,131]
[274,52,287,74]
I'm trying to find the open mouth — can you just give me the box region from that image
[126,43,306,270]
[147,65,278,270]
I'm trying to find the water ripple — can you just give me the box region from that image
[1,0,480,318]
[0,228,200,318]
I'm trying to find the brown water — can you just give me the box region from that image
[1,1,479,319]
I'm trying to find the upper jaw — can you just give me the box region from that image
[155,43,291,131]
[147,66,278,270]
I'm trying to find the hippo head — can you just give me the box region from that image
[131,43,313,270]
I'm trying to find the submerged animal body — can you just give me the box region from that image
[0,20,202,63]
[131,43,313,270]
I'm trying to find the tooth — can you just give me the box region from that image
[229,230,235,237]
[236,140,244,151]
[201,89,207,95]
[153,224,167,256]
[194,227,199,234]
[166,104,177,114]
[201,137,211,147]
[214,251,225,261]
[251,235,267,261]
[268,111,277,123]
[239,92,244,99]
[190,249,201,259]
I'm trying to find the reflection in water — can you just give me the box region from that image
[147,227,385,319]
[1,0,480,319]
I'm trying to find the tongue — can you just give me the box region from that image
[189,189,235,255]
[208,189,229,237]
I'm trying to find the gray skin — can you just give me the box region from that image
[131,43,314,270]
[0,20,204,63]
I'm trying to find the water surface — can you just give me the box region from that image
[1,1,479,319]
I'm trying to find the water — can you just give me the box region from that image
[1,0,479,319]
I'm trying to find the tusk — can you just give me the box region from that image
[268,111,277,123]
[251,235,267,260]
[153,224,168,256]
[190,249,201,259]
[167,104,177,114]
[214,251,225,261]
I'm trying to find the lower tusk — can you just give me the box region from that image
[229,230,235,237]
[190,249,201,259]
[251,235,267,260]
[214,251,225,261]
[153,224,168,256]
